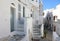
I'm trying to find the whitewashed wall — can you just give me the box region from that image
[0,0,10,38]
[0,0,19,38]
[20,18,32,41]
[55,20,60,36]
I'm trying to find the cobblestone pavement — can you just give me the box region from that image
[0,36,9,41]
[0,31,52,41]
[40,30,52,41]
[0,35,23,41]
[40,38,51,41]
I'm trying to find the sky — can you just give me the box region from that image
[42,0,60,10]
[42,0,60,19]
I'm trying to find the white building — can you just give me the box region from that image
[0,0,31,40]
[44,11,53,31]
[30,0,44,41]
[0,0,43,41]
[53,18,60,41]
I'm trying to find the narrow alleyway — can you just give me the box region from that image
[40,30,52,41]
[0,31,52,41]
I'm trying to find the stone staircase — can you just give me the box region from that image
[9,34,25,41]
[0,34,25,41]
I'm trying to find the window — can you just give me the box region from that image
[18,0,21,2]
[32,0,34,1]
[23,6,25,17]
[49,17,51,20]
[53,16,55,20]
[10,7,15,32]
[47,17,49,20]
[18,4,21,11]
[18,4,21,23]
[31,14,32,17]
[18,13,21,21]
